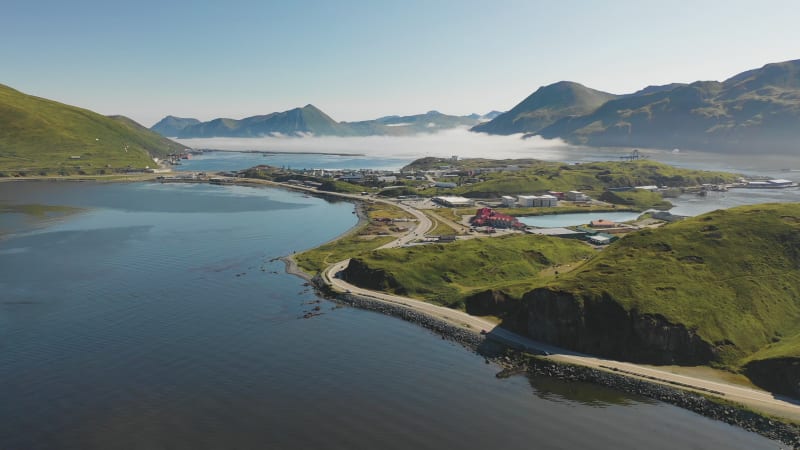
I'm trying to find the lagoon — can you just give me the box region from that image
[517,211,643,228]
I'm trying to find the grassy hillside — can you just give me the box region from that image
[342,201,800,380]
[0,84,187,175]
[345,234,596,308]
[543,203,800,365]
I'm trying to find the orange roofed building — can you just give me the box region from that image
[589,219,617,228]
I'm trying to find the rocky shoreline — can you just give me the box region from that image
[327,290,800,448]
[504,357,800,448]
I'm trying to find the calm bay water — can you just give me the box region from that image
[0,181,782,449]
[176,150,411,172]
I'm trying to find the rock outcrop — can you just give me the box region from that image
[341,258,407,294]
[522,289,715,365]
[745,357,800,398]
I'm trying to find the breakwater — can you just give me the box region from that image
[335,292,487,351]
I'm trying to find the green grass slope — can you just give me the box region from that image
[345,234,596,308]
[543,203,800,365]
[0,84,187,175]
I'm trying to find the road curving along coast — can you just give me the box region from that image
[269,178,800,446]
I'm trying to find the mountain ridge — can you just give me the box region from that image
[477,59,800,154]
[153,107,490,138]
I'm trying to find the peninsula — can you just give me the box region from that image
[209,156,800,445]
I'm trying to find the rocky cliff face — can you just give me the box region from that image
[341,258,407,294]
[522,288,715,365]
[745,358,800,398]
[465,289,517,316]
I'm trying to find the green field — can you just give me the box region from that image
[347,233,596,308]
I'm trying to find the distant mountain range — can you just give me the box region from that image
[474,59,800,154]
[0,84,187,174]
[151,108,498,138]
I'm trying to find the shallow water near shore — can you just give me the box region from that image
[0,181,783,449]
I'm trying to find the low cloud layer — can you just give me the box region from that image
[174,128,800,176]
[176,128,580,161]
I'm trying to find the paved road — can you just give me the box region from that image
[376,199,433,249]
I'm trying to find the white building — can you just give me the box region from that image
[517,195,537,207]
[566,190,590,202]
[339,173,364,183]
[501,196,516,207]
[517,194,558,207]
[432,196,474,207]
[538,194,558,207]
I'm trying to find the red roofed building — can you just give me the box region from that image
[470,208,525,229]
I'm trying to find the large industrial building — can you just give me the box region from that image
[432,196,475,207]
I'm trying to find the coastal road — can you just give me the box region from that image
[323,262,800,422]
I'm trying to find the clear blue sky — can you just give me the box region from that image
[2,0,798,126]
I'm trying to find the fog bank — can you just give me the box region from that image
[176,128,576,161]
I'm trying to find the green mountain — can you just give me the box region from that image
[151,115,200,137]
[531,60,800,154]
[471,81,618,135]
[156,107,482,138]
[0,84,187,175]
